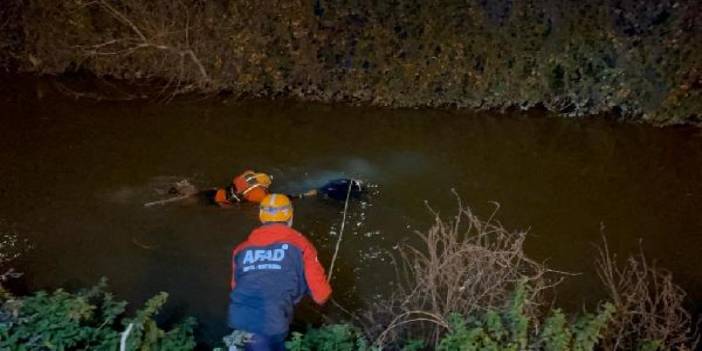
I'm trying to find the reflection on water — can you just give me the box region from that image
[1,81,701,346]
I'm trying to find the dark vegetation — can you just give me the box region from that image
[1,0,700,124]
[0,280,197,350]
[1,231,197,349]
[2,203,699,349]
[283,204,699,350]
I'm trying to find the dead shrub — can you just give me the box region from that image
[80,0,214,93]
[19,0,223,98]
[357,198,561,348]
[596,234,700,350]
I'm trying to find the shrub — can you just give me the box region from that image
[315,202,698,350]
[1,0,701,124]
[596,235,700,350]
[362,201,558,347]
[437,284,614,351]
[286,324,376,351]
[0,279,196,350]
[288,284,615,351]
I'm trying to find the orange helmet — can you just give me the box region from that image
[259,194,293,224]
[233,170,272,203]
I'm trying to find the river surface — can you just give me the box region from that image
[1,78,701,346]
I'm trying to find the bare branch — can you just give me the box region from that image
[357,198,562,346]
[74,0,213,96]
[95,0,147,41]
[596,233,700,350]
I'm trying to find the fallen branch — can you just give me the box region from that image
[144,194,193,207]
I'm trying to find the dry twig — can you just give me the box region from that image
[74,0,213,97]
[596,233,700,350]
[357,198,560,348]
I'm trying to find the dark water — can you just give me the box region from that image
[1,79,701,346]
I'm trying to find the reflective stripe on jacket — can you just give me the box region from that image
[228,223,332,336]
[233,171,269,203]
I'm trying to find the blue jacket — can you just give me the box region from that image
[227,224,332,337]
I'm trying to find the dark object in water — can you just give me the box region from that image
[317,178,364,201]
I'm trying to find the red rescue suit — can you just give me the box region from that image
[215,170,270,206]
[228,223,332,338]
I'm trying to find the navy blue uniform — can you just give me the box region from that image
[228,223,332,344]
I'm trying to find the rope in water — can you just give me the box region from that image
[327,179,354,282]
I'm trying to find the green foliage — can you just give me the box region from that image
[539,309,572,351]
[0,278,196,350]
[286,324,377,351]
[435,284,613,351]
[572,303,615,351]
[288,284,615,351]
[1,0,700,124]
[400,339,426,351]
[638,339,663,351]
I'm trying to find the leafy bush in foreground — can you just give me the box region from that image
[286,285,615,351]
[286,324,374,351]
[0,279,196,350]
[437,285,614,351]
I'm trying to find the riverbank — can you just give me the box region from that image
[2,82,702,346]
[1,0,700,125]
[2,205,698,350]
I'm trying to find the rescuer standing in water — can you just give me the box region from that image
[227,194,332,350]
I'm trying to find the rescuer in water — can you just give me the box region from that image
[211,170,273,206]
[227,194,332,350]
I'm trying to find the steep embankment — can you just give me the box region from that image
[1,0,700,125]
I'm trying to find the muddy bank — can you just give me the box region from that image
[1,0,700,125]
